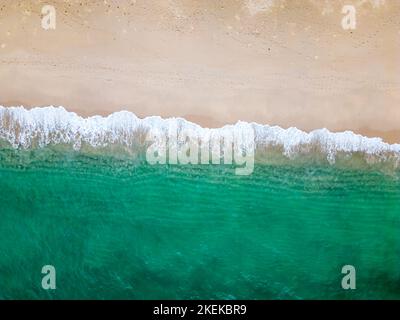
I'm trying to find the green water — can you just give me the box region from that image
[0,146,399,299]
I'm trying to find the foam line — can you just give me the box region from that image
[1,106,399,163]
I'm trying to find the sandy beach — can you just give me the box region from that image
[0,0,399,142]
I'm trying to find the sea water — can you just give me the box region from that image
[0,106,399,299]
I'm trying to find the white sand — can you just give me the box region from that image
[0,0,399,142]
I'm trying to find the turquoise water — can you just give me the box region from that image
[0,146,399,299]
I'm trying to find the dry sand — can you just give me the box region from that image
[0,0,399,142]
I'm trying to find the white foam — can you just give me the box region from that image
[1,106,399,164]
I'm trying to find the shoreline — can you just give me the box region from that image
[1,104,399,144]
[1,105,399,149]
[1,105,400,175]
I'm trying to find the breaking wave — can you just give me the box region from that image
[1,106,399,167]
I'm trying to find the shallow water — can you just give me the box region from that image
[0,146,399,299]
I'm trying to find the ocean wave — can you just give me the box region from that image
[1,106,399,165]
